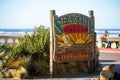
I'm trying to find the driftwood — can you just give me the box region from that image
[100,64,115,80]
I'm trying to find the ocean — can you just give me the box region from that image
[0,29,34,43]
[0,28,120,37]
[0,28,120,44]
[0,29,34,36]
[95,29,120,37]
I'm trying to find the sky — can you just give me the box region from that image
[0,0,120,29]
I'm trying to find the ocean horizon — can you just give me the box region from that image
[0,28,34,36]
[0,28,120,37]
[0,28,120,44]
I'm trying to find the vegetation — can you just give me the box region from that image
[12,25,50,76]
[0,25,100,79]
[0,25,50,78]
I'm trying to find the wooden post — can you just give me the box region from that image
[50,10,56,77]
[88,10,94,19]
[94,32,97,73]
[100,65,115,80]
[88,10,94,73]
[88,10,94,32]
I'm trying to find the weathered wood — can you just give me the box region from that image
[100,65,115,80]
[88,10,94,18]
[106,37,120,42]
[93,32,98,73]
[50,10,56,77]
[88,10,95,73]
[97,37,120,48]
[100,70,113,80]
[101,37,120,42]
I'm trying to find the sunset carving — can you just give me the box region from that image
[57,33,92,46]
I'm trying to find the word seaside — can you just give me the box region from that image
[54,13,94,34]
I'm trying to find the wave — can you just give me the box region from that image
[0,28,120,37]
[0,29,34,36]
[95,29,120,37]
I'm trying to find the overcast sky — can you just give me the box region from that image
[0,0,120,29]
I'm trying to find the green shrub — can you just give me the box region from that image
[12,25,50,76]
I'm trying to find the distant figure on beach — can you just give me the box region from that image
[102,31,111,48]
[102,30,109,38]
[115,31,120,48]
[118,31,120,37]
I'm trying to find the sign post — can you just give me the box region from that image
[88,10,94,73]
[50,10,95,75]
[50,10,55,77]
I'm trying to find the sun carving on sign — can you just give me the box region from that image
[55,24,93,47]
[57,33,92,47]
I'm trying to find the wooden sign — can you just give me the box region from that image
[53,11,95,62]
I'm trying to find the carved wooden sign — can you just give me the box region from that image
[53,12,95,62]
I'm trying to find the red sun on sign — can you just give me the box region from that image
[63,24,88,34]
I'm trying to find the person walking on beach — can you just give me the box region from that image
[102,31,111,48]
